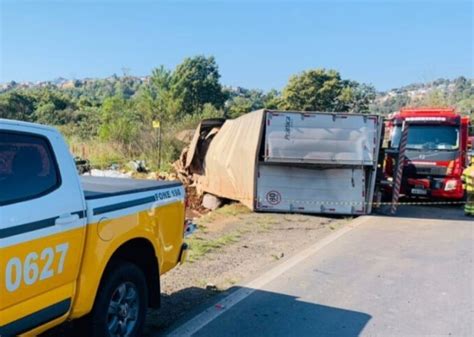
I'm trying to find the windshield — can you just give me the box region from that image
[391,125,459,150]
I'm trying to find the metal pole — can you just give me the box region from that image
[391,121,409,215]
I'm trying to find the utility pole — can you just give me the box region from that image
[153,120,162,170]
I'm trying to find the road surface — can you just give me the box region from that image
[163,206,473,337]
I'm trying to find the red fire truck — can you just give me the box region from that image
[384,107,471,200]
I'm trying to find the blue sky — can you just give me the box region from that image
[0,0,472,91]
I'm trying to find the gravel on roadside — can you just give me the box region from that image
[144,204,348,335]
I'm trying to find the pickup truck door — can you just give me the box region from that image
[0,126,87,336]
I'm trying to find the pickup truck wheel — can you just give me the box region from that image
[107,281,140,337]
[85,261,148,337]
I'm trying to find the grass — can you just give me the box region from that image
[225,278,237,285]
[196,212,217,226]
[187,231,241,262]
[196,203,251,227]
[255,215,279,232]
[68,135,182,173]
[188,204,253,262]
[236,227,251,235]
[329,217,352,230]
[214,204,251,216]
[271,254,281,261]
[69,140,130,168]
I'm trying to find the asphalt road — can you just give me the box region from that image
[164,205,473,337]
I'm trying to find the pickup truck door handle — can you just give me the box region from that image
[55,213,80,226]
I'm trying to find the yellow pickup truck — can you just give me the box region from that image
[0,119,192,337]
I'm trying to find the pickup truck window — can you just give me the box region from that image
[0,131,61,205]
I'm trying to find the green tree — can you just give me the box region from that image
[225,88,266,118]
[340,81,376,113]
[0,92,36,121]
[280,69,376,113]
[31,89,78,125]
[224,87,282,118]
[263,89,282,109]
[148,66,178,122]
[98,96,141,146]
[170,56,226,116]
[280,69,344,111]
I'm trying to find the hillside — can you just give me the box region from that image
[1,61,472,171]
[2,75,472,116]
[371,76,473,115]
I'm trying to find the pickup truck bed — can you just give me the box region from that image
[81,176,182,199]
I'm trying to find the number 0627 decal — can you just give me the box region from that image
[5,243,69,292]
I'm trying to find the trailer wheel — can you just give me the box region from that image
[81,261,148,337]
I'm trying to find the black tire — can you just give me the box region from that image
[79,260,148,337]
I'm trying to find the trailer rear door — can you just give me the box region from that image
[256,164,366,215]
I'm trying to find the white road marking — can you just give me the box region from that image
[163,216,373,337]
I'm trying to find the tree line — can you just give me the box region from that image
[0,55,376,135]
[0,55,470,169]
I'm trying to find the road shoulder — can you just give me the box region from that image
[156,215,373,337]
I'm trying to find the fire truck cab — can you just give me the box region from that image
[384,107,470,200]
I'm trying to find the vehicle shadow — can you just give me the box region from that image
[145,286,221,334]
[149,286,372,337]
[42,286,371,337]
[374,203,470,221]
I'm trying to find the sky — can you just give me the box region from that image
[0,0,472,91]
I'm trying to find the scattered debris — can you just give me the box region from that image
[127,160,148,173]
[206,283,218,291]
[109,163,121,170]
[74,156,91,174]
[271,252,285,260]
[89,169,132,178]
[202,193,223,210]
[171,119,226,214]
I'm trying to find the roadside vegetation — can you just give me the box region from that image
[1,56,472,171]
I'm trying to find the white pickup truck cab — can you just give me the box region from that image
[0,119,189,337]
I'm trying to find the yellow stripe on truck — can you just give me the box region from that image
[0,227,85,315]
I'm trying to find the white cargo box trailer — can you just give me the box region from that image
[264,111,380,166]
[187,109,383,215]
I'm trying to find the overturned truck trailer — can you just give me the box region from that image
[185,109,383,215]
